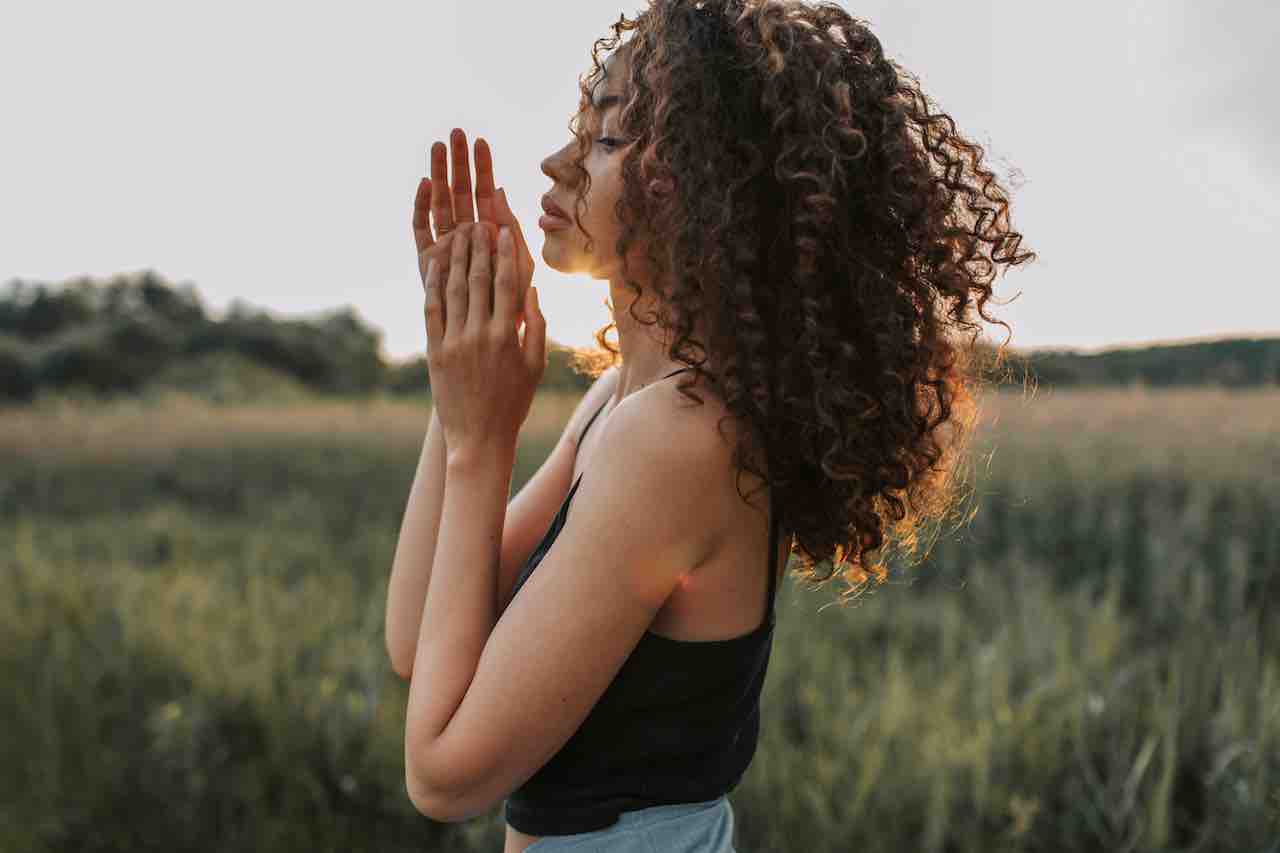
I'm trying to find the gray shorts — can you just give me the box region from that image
[522,795,736,852]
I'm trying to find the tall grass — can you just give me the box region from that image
[2,387,1277,851]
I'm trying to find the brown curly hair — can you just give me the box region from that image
[561,0,1037,602]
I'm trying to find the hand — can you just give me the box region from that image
[413,128,536,333]
[424,221,546,462]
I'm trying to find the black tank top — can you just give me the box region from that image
[501,367,783,836]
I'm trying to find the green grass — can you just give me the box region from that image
[2,387,1278,852]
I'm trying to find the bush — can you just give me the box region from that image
[34,314,184,395]
[0,335,36,402]
[140,350,314,405]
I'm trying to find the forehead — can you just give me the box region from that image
[602,49,627,81]
[590,50,629,111]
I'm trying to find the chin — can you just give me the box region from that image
[541,238,597,277]
[538,241,572,274]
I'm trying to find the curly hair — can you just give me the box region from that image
[561,0,1037,602]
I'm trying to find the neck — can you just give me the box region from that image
[607,275,699,404]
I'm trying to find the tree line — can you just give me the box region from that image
[1,272,1275,404]
[0,272,596,403]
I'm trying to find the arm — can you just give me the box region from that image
[389,124,537,679]
[403,395,716,820]
[403,439,514,766]
[385,404,450,680]
[493,365,619,613]
[386,368,618,681]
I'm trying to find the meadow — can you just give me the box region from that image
[2,384,1277,852]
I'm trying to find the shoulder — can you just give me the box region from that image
[609,373,732,475]
[576,378,735,570]
[567,365,620,450]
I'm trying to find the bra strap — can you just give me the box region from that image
[579,367,689,447]
[577,399,609,447]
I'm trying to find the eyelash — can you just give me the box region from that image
[595,137,620,150]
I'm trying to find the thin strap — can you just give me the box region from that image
[577,399,609,447]
[572,368,688,479]
[578,367,693,445]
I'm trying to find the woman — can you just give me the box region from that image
[386,1,1036,850]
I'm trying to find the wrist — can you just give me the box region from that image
[446,441,516,475]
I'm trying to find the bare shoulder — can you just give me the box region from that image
[567,365,620,450]
[568,392,722,582]
[606,375,755,562]
[655,373,770,512]
[616,372,734,457]
[641,373,756,471]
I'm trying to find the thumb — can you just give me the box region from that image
[496,186,513,222]
[522,286,546,374]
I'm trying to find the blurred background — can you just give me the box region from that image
[1,1,1277,851]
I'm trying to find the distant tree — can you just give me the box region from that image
[4,272,1276,403]
[0,278,95,340]
[0,335,36,402]
[36,313,184,394]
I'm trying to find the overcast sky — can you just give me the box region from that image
[2,1,1276,362]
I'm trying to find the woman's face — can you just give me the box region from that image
[538,51,643,281]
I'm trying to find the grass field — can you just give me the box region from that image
[2,385,1278,852]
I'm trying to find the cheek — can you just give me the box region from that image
[584,164,624,226]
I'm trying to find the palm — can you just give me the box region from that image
[412,128,535,329]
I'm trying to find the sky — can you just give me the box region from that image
[2,0,1276,363]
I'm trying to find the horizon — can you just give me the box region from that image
[6,268,1280,363]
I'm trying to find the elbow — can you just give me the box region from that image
[385,635,412,681]
[407,778,463,819]
[406,749,465,822]
[409,780,491,824]
[384,610,417,681]
[405,727,445,820]
[408,776,458,822]
[406,729,485,822]
[390,657,412,682]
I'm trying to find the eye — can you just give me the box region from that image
[595,137,620,150]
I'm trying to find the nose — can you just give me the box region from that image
[540,139,578,188]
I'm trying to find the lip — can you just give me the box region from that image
[538,213,572,231]
[541,194,570,220]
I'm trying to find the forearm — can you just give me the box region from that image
[405,444,514,749]
[385,404,449,678]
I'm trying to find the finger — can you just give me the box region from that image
[492,225,517,330]
[444,223,473,343]
[522,286,547,376]
[450,128,476,225]
[424,255,445,350]
[467,223,493,334]
[474,137,498,231]
[419,230,454,293]
[413,177,435,254]
[497,188,532,317]
[430,142,455,237]
[498,188,534,284]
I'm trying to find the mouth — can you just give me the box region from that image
[541,194,570,220]
[538,212,572,232]
[539,194,573,232]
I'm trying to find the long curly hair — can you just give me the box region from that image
[562,0,1037,601]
